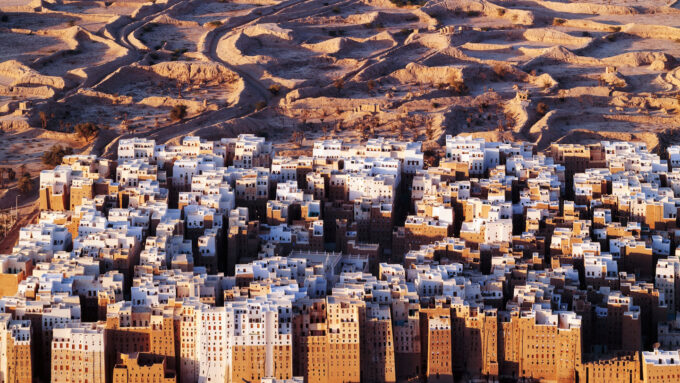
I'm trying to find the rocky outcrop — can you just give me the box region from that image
[302,32,396,56]
[345,11,434,27]
[0,60,65,90]
[530,0,635,15]
[602,52,677,69]
[0,85,55,99]
[621,23,680,41]
[600,71,627,88]
[662,67,680,89]
[390,62,465,84]
[522,46,600,70]
[423,0,534,25]
[523,28,593,48]
[243,23,294,40]
[0,116,31,132]
[149,62,239,84]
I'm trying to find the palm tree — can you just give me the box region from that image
[17,173,32,194]
[290,130,304,148]
[334,120,342,136]
[425,123,435,141]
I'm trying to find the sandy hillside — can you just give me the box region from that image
[0,0,678,172]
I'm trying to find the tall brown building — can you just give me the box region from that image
[293,296,361,383]
[419,306,453,383]
[390,296,422,381]
[51,324,106,383]
[450,302,499,378]
[0,315,33,383]
[362,304,396,383]
[499,309,582,382]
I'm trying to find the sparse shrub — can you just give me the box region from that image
[256,131,269,139]
[466,10,481,17]
[332,6,340,13]
[333,77,345,91]
[367,80,376,92]
[606,34,617,42]
[207,20,223,28]
[536,102,549,116]
[170,105,188,121]
[171,48,188,61]
[17,174,32,194]
[608,26,621,33]
[42,145,73,167]
[425,124,435,141]
[449,74,468,95]
[496,8,506,16]
[0,15,8,22]
[399,28,413,35]
[74,122,99,141]
[541,79,552,90]
[269,84,281,95]
[255,101,267,111]
[432,102,440,108]
[329,30,337,37]
[290,130,304,147]
[582,31,591,37]
[68,20,76,27]
[553,18,566,26]
[492,63,509,80]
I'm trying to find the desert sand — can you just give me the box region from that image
[1,0,680,203]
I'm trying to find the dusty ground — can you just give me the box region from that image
[0,0,680,205]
